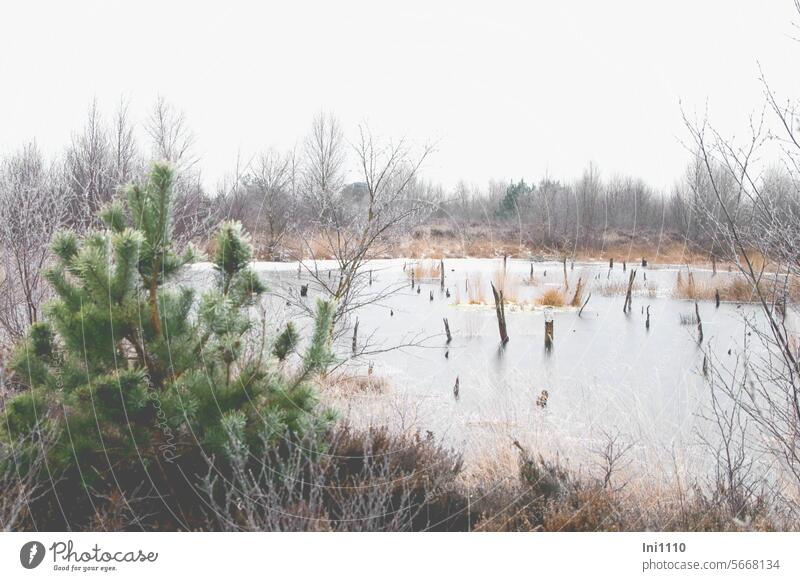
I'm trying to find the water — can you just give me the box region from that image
[186,258,773,482]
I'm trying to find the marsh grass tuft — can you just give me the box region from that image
[673,272,761,302]
[538,288,566,307]
[407,259,441,281]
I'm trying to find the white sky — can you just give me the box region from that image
[1,0,799,192]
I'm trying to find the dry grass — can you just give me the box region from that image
[491,269,521,304]
[280,232,337,260]
[407,259,442,281]
[317,371,390,396]
[523,273,540,286]
[593,279,659,298]
[454,274,488,304]
[673,272,761,302]
[537,288,566,307]
[392,224,708,262]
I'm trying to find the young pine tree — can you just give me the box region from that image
[2,163,335,484]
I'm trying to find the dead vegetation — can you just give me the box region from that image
[673,271,761,302]
[318,371,389,395]
[406,259,442,281]
[454,274,487,304]
[593,278,659,298]
[537,288,566,307]
[491,269,520,304]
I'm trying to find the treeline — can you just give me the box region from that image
[433,159,800,253]
[5,98,796,259]
[3,97,798,342]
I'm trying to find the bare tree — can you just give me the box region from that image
[145,96,197,171]
[291,119,435,354]
[64,99,113,226]
[111,97,140,185]
[0,144,69,340]
[301,111,346,215]
[241,149,296,259]
[145,97,215,245]
[682,63,800,495]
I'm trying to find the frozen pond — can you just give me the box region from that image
[186,258,777,482]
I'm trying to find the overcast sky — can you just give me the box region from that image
[1,0,798,192]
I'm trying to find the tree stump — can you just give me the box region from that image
[490,282,509,344]
[695,301,703,344]
[623,269,637,313]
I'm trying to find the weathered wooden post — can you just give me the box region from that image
[429,290,434,301]
[562,257,568,289]
[352,318,359,354]
[440,259,445,289]
[579,293,592,317]
[609,257,614,269]
[641,257,648,267]
[623,261,627,272]
[530,262,534,279]
[300,284,308,297]
[715,288,720,308]
[445,288,451,298]
[490,282,509,344]
[623,269,637,313]
[695,301,703,344]
[645,305,651,330]
[369,270,373,285]
[411,271,415,289]
[544,306,554,349]
[443,318,452,343]
[570,276,584,307]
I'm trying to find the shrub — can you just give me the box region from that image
[0,163,336,530]
[199,423,469,531]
